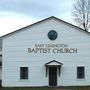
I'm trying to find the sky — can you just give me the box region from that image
[0,0,74,37]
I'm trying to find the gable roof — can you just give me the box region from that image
[0,16,90,39]
[45,60,63,66]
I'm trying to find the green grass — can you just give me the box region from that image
[1,86,90,90]
[1,87,55,90]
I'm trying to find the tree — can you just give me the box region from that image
[72,0,90,31]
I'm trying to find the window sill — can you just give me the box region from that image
[19,79,29,82]
[77,78,85,81]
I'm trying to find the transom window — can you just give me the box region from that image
[77,66,85,79]
[20,67,28,80]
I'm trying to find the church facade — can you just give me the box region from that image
[0,16,90,87]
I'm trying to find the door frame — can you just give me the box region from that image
[49,67,57,86]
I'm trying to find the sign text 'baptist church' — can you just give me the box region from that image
[28,44,78,54]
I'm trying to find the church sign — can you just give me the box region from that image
[28,44,77,54]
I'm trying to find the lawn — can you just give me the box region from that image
[1,86,90,90]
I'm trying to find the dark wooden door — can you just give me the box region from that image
[49,67,57,86]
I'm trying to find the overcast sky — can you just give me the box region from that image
[0,0,74,36]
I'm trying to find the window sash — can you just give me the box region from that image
[20,67,28,80]
[77,67,85,79]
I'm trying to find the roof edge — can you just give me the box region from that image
[0,16,90,39]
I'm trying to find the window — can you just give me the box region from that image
[77,66,85,79]
[48,30,58,40]
[0,62,2,67]
[20,67,28,80]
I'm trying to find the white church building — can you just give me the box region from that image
[0,16,90,87]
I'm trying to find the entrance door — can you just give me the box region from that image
[49,67,57,86]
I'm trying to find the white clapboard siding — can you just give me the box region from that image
[2,17,90,87]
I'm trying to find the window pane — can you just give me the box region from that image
[77,67,85,79]
[20,67,28,79]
